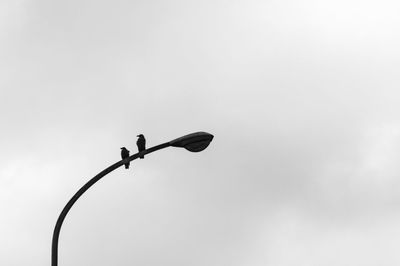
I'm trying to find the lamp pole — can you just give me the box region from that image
[51,132,213,266]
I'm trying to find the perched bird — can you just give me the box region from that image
[136,134,146,159]
[120,147,130,169]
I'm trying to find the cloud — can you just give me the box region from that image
[1,0,400,265]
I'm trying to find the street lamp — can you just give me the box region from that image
[170,132,214,152]
[51,132,213,266]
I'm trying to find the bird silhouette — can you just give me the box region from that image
[120,147,130,169]
[136,134,146,159]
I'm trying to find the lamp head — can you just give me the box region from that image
[169,132,214,152]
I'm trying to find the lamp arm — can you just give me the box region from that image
[51,141,171,266]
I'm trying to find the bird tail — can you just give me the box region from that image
[125,162,130,169]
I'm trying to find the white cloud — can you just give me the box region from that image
[1,0,400,265]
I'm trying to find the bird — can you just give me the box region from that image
[120,147,130,169]
[136,134,146,159]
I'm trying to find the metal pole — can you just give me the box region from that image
[51,142,170,266]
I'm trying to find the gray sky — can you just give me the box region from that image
[1,0,400,265]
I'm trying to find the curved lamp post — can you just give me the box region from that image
[51,132,213,266]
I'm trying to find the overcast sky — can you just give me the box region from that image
[1,0,400,265]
